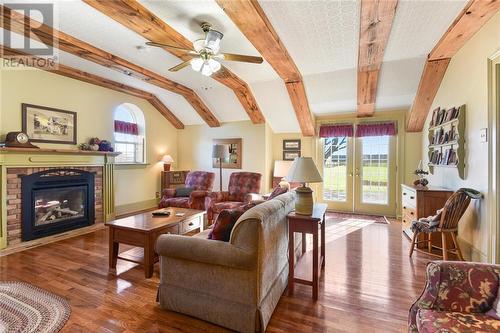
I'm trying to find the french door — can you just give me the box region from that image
[321,135,397,216]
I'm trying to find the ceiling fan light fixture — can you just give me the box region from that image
[208,58,221,72]
[201,62,213,76]
[190,57,204,72]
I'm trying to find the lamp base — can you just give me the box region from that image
[163,164,171,172]
[294,185,314,215]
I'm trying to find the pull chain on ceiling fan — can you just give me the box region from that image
[146,22,263,77]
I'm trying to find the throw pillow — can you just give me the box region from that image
[268,186,289,200]
[208,208,245,242]
[174,187,194,197]
[486,285,500,320]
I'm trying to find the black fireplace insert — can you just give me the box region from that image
[21,169,95,241]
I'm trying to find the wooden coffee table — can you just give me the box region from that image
[106,207,207,278]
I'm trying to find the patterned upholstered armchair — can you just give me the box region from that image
[408,261,500,333]
[159,171,215,210]
[205,172,262,223]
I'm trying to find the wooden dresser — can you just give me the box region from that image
[401,184,453,247]
[161,170,189,193]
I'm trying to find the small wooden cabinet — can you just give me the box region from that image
[161,170,189,193]
[401,184,453,247]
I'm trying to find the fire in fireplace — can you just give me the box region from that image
[22,169,95,241]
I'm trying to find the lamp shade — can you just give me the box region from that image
[287,157,323,183]
[273,160,293,178]
[161,155,174,164]
[212,144,229,159]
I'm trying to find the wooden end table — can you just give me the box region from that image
[287,203,327,301]
[106,207,206,278]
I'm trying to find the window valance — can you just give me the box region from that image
[114,120,139,135]
[356,122,397,137]
[319,124,354,138]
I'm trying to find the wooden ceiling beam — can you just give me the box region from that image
[0,4,218,127]
[216,0,315,136]
[1,47,184,129]
[83,0,266,125]
[406,59,450,132]
[357,0,398,117]
[407,0,500,132]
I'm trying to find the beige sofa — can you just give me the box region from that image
[155,192,298,332]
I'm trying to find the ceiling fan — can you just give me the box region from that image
[146,22,263,77]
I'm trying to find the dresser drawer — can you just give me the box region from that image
[402,206,416,220]
[402,187,417,208]
[181,216,201,234]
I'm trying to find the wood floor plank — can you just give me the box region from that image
[0,216,432,332]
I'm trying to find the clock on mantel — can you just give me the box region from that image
[4,131,39,148]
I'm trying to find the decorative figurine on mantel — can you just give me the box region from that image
[414,160,429,188]
[79,137,114,152]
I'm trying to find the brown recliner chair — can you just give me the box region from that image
[159,171,215,210]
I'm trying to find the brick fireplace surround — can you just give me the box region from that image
[6,166,104,246]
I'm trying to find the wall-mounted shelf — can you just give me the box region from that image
[427,104,465,180]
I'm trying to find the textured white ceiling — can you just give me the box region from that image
[1,0,469,132]
[258,0,361,76]
[384,0,467,61]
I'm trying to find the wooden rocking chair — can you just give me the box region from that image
[408,188,482,260]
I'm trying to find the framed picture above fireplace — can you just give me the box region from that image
[22,103,77,144]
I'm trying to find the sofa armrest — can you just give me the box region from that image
[190,190,209,198]
[156,234,254,270]
[162,188,176,198]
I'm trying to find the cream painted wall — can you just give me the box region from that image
[421,12,500,262]
[177,121,268,193]
[0,68,178,211]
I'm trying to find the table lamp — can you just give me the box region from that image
[273,160,293,189]
[212,144,229,191]
[161,154,174,171]
[286,157,323,215]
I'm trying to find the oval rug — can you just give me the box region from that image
[0,282,70,333]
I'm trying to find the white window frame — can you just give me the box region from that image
[113,103,146,165]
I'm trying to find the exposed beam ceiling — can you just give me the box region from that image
[1,47,184,129]
[357,0,398,117]
[407,0,500,132]
[83,0,265,125]
[216,0,315,136]
[0,4,219,127]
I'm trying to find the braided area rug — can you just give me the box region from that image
[0,282,70,333]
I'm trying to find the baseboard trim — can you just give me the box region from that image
[115,199,159,217]
[457,236,488,262]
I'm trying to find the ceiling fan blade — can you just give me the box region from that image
[218,53,263,64]
[146,42,197,55]
[168,60,192,72]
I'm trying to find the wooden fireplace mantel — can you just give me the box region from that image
[0,147,121,156]
[0,146,118,251]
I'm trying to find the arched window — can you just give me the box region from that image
[113,103,146,164]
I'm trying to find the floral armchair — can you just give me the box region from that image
[205,172,262,223]
[409,261,500,333]
[159,171,215,210]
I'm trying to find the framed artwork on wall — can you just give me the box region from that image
[22,103,77,144]
[283,150,301,161]
[212,138,242,169]
[283,139,301,151]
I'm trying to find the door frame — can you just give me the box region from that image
[487,50,500,264]
[314,110,408,217]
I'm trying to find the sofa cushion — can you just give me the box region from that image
[175,186,195,197]
[487,285,500,320]
[417,309,500,333]
[208,209,245,242]
[268,186,288,200]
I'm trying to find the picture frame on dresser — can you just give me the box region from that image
[22,103,77,144]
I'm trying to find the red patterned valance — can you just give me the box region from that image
[319,124,354,138]
[114,120,139,135]
[356,122,397,137]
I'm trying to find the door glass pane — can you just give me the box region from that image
[361,136,389,204]
[323,137,348,201]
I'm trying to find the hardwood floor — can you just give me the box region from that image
[0,216,433,332]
